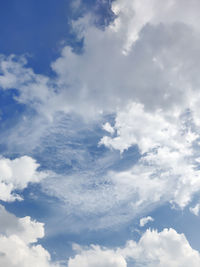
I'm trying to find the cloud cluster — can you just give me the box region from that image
[111,0,200,53]
[0,155,47,201]
[100,101,200,209]
[41,100,200,230]
[0,205,59,267]
[1,0,200,250]
[68,228,200,267]
[0,204,198,267]
[0,203,198,267]
[1,0,200,118]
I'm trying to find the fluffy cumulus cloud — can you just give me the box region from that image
[0,155,47,201]
[120,228,200,267]
[68,244,126,267]
[0,205,59,267]
[68,228,200,267]
[100,101,200,209]
[2,205,198,267]
[100,102,181,154]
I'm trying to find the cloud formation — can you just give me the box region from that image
[1,0,200,118]
[101,101,200,209]
[41,100,200,230]
[68,228,200,267]
[1,0,200,242]
[0,155,47,201]
[0,205,59,267]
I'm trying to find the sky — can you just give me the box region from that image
[1,0,200,266]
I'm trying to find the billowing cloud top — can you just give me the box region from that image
[0,156,47,202]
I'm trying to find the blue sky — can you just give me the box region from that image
[1,0,200,266]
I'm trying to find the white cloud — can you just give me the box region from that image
[68,228,200,267]
[100,101,200,209]
[68,244,126,267]
[111,0,200,53]
[140,216,154,227]
[2,0,200,118]
[122,228,200,267]
[0,156,47,201]
[100,102,181,154]
[102,122,115,135]
[0,205,44,244]
[0,55,50,100]
[0,205,59,267]
[51,21,194,116]
[48,0,200,119]
[0,55,56,120]
[190,204,200,216]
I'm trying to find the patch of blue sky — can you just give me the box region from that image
[0,89,33,156]
[1,184,54,220]
[0,0,74,75]
[0,90,25,130]
[0,0,114,75]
